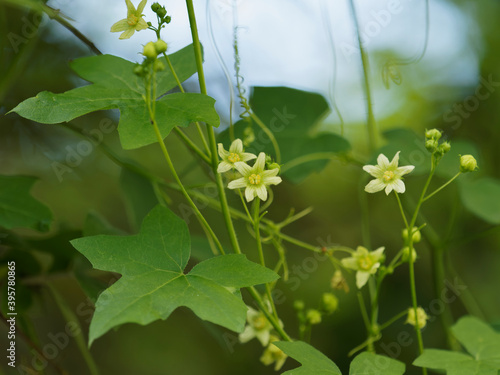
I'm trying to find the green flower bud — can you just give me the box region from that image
[143,42,157,59]
[402,246,417,263]
[293,300,305,311]
[151,2,161,12]
[147,21,152,27]
[425,139,438,152]
[153,59,165,72]
[157,7,167,18]
[437,141,451,155]
[460,154,478,173]
[268,162,281,172]
[425,128,442,140]
[306,309,322,325]
[133,64,145,77]
[154,39,168,54]
[321,293,339,314]
[406,307,428,329]
[402,227,421,243]
[165,15,172,24]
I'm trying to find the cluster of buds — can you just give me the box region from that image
[425,128,451,158]
[133,39,168,77]
[151,2,171,25]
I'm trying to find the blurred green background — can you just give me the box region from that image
[1,0,500,374]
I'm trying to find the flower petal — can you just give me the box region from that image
[392,179,405,194]
[254,153,266,172]
[371,247,385,260]
[396,165,415,176]
[217,161,232,173]
[119,27,136,39]
[256,185,268,201]
[363,164,383,178]
[389,151,401,168]
[245,187,256,202]
[255,330,271,346]
[341,257,358,270]
[241,152,257,162]
[356,271,370,289]
[136,0,148,14]
[263,176,282,186]
[262,169,279,178]
[125,0,136,15]
[233,161,252,176]
[228,178,247,189]
[230,139,243,154]
[377,153,390,169]
[238,325,256,343]
[364,179,385,193]
[384,183,394,195]
[218,143,229,159]
[135,17,148,31]
[111,19,130,32]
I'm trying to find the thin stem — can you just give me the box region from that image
[379,310,408,331]
[395,192,409,228]
[249,112,281,163]
[185,0,241,255]
[357,292,374,352]
[173,127,211,164]
[347,0,377,152]
[253,199,279,320]
[423,172,461,202]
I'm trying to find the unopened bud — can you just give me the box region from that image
[321,293,338,314]
[143,42,157,59]
[402,246,417,263]
[460,154,478,173]
[437,141,451,155]
[406,307,428,329]
[293,300,305,311]
[425,128,442,140]
[306,309,322,325]
[151,2,161,12]
[153,59,165,72]
[155,39,168,54]
[425,139,438,152]
[402,227,421,243]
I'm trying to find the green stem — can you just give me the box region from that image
[379,310,408,331]
[173,127,211,164]
[185,0,241,255]
[357,292,374,352]
[253,199,279,320]
[423,172,461,202]
[395,192,409,228]
[249,112,281,163]
[347,0,377,152]
[47,284,99,375]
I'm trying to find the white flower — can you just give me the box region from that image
[110,0,148,40]
[217,139,257,173]
[363,151,415,195]
[228,153,282,202]
[239,307,273,346]
[341,246,385,289]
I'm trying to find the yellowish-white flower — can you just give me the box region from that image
[217,139,256,173]
[406,307,429,329]
[341,246,385,289]
[110,0,148,40]
[260,336,288,371]
[238,306,273,346]
[228,152,282,202]
[363,151,415,195]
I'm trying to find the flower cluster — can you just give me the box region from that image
[218,139,282,202]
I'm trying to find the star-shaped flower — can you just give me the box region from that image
[363,151,415,195]
[228,152,282,202]
[110,0,148,40]
[341,246,385,289]
[217,139,256,173]
[238,306,273,346]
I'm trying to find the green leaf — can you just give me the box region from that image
[219,87,350,183]
[459,178,500,224]
[350,352,405,375]
[414,316,500,375]
[10,45,220,150]
[70,205,279,345]
[0,175,52,232]
[274,341,341,375]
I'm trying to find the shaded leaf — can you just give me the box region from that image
[459,178,500,224]
[350,352,405,375]
[414,316,500,375]
[275,341,341,375]
[71,205,279,345]
[0,175,52,232]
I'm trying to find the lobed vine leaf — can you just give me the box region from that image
[219,87,350,183]
[275,341,342,375]
[70,205,279,346]
[349,352,405,375]
[9,45,220,150]
[459,177,500,224]
[0,175,52,232]
[413,316,500,374]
